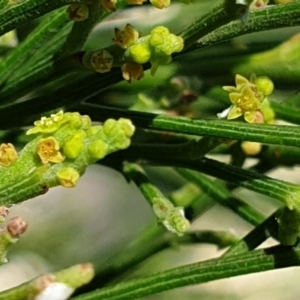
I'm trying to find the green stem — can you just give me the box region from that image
[175,168,265,226]
[190,2,300,52]
[223,211,279,257]
[131,155,297,212]
[180,0,248,49]
[77,104,300,148]
[178,230,238,249]
[72,245,300,300]
[130,137,221,163]
[58,1,102,57]
[0,0,85,37]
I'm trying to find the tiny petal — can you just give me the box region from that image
[229,92,242,104]
[227,105,243,120]
[0,143,18,166]
[244,110,256,123]
[235,74,250,90]
[223,86,237,92]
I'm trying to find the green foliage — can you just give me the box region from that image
[1,0,300,299]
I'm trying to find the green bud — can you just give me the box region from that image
[149,26,169,47]
[163,207,190,235]
[57,167,80,188]
[66,112,84,129]
[157,34,184,56]
[88,140,108,160]
[63,131,86,159]
[86,125,102,137]
[254,76,274,96]
[118,118,135,137]
[103,119,119,137]
[127,42,151,64]
[152,197,172,220]
[81,115,92,130]
[113,134,131,150]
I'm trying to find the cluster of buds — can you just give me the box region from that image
[0,207,28,264]
[223,74,274,123]
[113,25,184,82]
[25,111,135,189]
[152,197,190,236]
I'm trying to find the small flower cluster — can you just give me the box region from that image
[152,197,190,235]
[26,111,135,189]
[26,110,87,135]
[0,206,28,264]
[114,25,184,82]
[223,74,274,123]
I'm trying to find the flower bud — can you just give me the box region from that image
[57,168,80,188]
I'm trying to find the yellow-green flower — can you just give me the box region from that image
[121,62,144,82]
[57,167,80,188]
[223,74,274,123]
[0,143,18,167]
[27,110,66,135]
[113,24,139,49]
[37,137,64,164]
[227,85,262,123]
